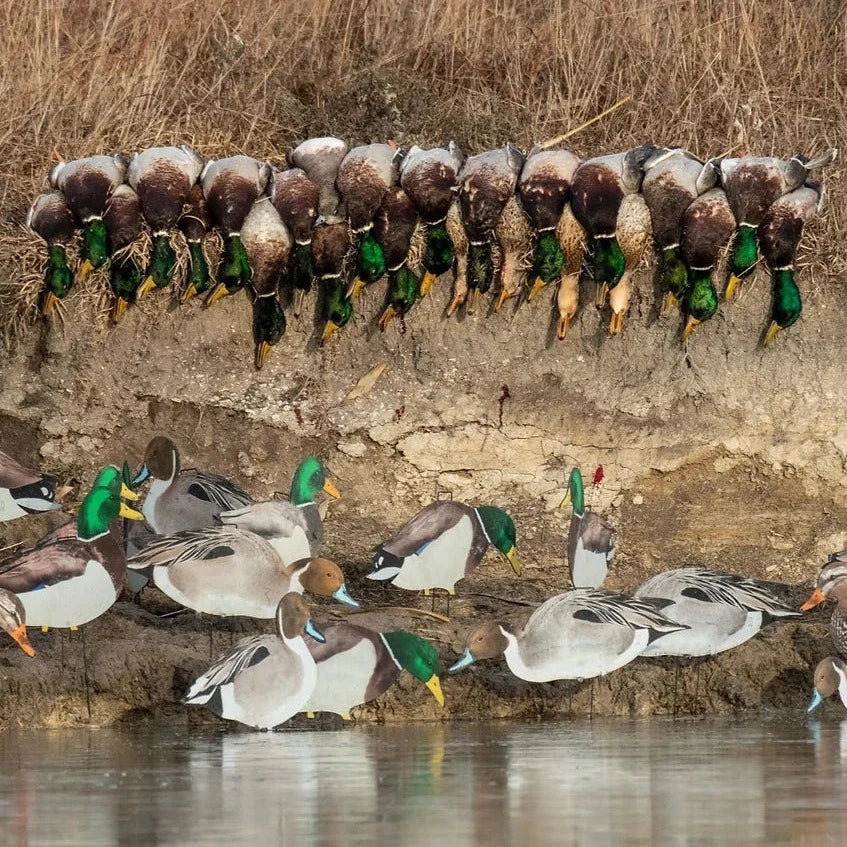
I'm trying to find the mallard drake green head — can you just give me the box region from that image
[102,184,143,322]
[201,155,271,305]
[570,143,657,307]
[288,136,349,218]
[456,143,524,313]
[399,142,464,295]
[374,187,421,329]
[680,187,736,338]
[337,143,401,299]
[291,456,340,504]
[0,589,35,656]
[475,505,520,573]
[314,216,353,343]
[720,149,836,300]
[27,191,76,316]
[383,630,443,703]
[241,197,292,369]
[758,181,824,345]
[178,184,212,303]
[269,167,319,316]
[126,146,204,299]
[518,147,581,301]
[808,656,847,712]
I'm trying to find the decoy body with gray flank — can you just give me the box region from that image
[303,623,443,719]
[182,592,325,730]
[807,656,847,713]
[217,456,340,563]
[27,191,76,317]
[178,184,213,303]
[449,588,687,682]
[368,502,521,594]
[560,468,614,589]
[0,466,143,629]
[102,184,143,322]
[0,449,61,521]
[0,589,36,656]
[801,554,847,659]
[132,436,253,536]
[634,567,799,657]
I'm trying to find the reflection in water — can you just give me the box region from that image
[1,717,846,846]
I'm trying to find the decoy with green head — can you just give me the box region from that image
[201,155,271,305]
[641,148,719,313]
[679,187,736,338]
[315,216,354,344]
[127,146,204,300]
[102,184,143,322]
[720,149,836,300]
[757,180,824,346]
[399,143,464,296]
[452,144,524,315]
[27,191,76,316]
[178,183,213,303]
[336,143,401,300]
[269,167,319,317]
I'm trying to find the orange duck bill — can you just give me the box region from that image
[801,588,827,611]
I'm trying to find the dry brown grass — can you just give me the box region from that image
[1,0,845,343]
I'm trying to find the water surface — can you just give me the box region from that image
[1,716,845,846]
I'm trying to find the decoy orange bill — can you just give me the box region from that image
[801,588,827,611]
[10,625,35,657]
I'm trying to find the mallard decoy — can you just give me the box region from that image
[0,448,61,521]
[640,149,719,313]
[178,184,213,303]
[201,155,271,304]
[337,143,401,300]
[0,466,142,629]
[560,468,614,589]
[553,206,587,338]
[807,656,847,713]
[517,147,581,302]
[288,136,348,218]
[240,197,291,370]
[217,456,340,563]
[757,181,824,345]
[444,200,468,315]
[102,184,143,322]
[376,187,421,329]
[633,567,799,657]
[182,592,324,730]
[368,502,521,594]
[303,624,443,719]
[127,146,204,299]
[720,149,836,300]
[398,143,464,295]
[679,188,736,337]
[452,144,524,314]
[316,217,353,344]
[569,144,657,313]
[493,194,532,311]
[801,554,847,658]
[269,167,319,316]
[131,436,253,535]
[448,588,686,681]
[0,589,35,655]
[26,192,76,316]
[48,155,128,297]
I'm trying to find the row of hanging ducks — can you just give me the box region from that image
[27,141,837,368]
[2,444,843,727]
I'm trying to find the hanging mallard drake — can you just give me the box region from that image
[0,466,142,629]
[493,194,532,311]
[641,149,718,313]
[368,501,521,595]
[679,188,736,337]
[178,184,213,303]
[288,136,348,218]
[201,155,271,304]
[452,144,524,314]
[303,624,443,719]
[269,167,319,316]
[757,180,823,345]
[241,197,292,369]
[102,184,143,322]
[0,448,61,522]
[444,200,468,314]
[26,191,76,316]
[316,217,354,344]
[0,589,36,656]
[517,147,581,304]
[720,149,836,300]
[560,468,614,589]
[375,186,421,329]
[336,143,401,299]
[569,144,657,312]
[398,143,464,295]
[127,146,204,299]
